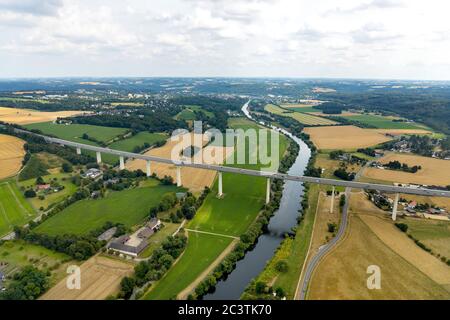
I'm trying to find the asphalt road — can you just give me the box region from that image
[296,164,367,300]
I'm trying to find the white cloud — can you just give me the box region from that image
[0,0,450,79]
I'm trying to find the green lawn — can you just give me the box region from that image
[18,172,78,211]
[143,232,233,299]
[139,222,181,258]
[175,105,214,121]
[343,114,425,129]
[0,180,35,237]
[291,107,321,113]
[143,117,289,299]
[34,183,181,236]
[405,218,450,258]
[109,132,167,152]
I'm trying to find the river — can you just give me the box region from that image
[203,101,312,300]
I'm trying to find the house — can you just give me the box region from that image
[97,227,117,241]
[405,207,416,214]
[428,208,441,215]
[37,184,51,191]
[84,168,102,179]
[407,201,417,209]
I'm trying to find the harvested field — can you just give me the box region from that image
[127,133,234,192]
[362,153,450,186]
[360,214,450,286]
[304,125,392,150]
[0,106,87,125]
[41,256,134,300]
[308,214,450,299]
[312,87,336,93]
[265,104,338,126]
[0,134,26,179]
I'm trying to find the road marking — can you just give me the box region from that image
[185,228,240,240]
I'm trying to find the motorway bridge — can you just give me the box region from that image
[11,127,450,221]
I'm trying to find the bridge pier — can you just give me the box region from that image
[96,152,102,164]
[330,186,335,213]
[76,147,81,155]
[266,178,271,204]
[392,193,399,221]
[146,160,151,177]
[176,166,182,187]
[119,156,125,170]
[218,172,223,197]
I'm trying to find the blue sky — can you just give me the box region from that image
[1,0,449,79]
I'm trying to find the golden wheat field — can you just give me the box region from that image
[0,106,88,125]
[304,125,392,150]
[0,134,26,179]
[362,153,450,186]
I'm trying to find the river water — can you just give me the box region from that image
[203,102,312,300]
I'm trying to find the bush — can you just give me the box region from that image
[275,260,288,273]
[395,223,408,233]
[327,223,337,233]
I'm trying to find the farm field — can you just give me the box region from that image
[18,172,78,211]
[265,104,338,126]
[0,180,35,237]
[370,128,433,136]
[34,183,181,236]
[143,232,233,300]
[304,125,392,150]
[127,132,234,192]
[343,114,425,130]
[308,212,450,299]
[41,255,134,300]
[405,218,450,258]
[0,106,88,125]
[0,134,26,180]
[0,240,73,286]
[280,104,319,113]
[24,121,128,144]
[175,105,214,121]
[143,118,288,299]
[362,153,450,186]
[108,131,167,152]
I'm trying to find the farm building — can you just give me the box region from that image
[83,168,102,179]
[108,218,161,257]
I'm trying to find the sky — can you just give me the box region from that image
[1,0,450,79]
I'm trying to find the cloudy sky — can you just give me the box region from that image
[1,0,450,79]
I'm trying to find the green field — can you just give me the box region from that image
[108,132,167,152]
[405,218,450,258]
[290,107,321,113]
[0,180,35,237]
[343,114,425,129]
[18,172,78,211]
[143,232,233,299]
[139,222,181,258]
[34,183,181,236]
[24,121,128,144]
[143,117,288,299]
[175,105,213,121]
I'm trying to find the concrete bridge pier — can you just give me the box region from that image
[146,160,151,177]
[330,186,335,213]
[218,172,223,197]
[96,151,102,164]
[76,147,81,155]
[392,193,399,221]
[266,178,271,204]
[119,156,125,170]
[176,166,182,187]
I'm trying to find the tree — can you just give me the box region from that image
[36,176,45,185]
[395,223,408,233]
[62,162,73,173]
[255,281,267,294]
[24,189,37,198]
[120,276,136,299]
[327,223,337,233]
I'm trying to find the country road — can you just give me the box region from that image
[296,163,369,300]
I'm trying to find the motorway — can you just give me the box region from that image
[9,127,450,199]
